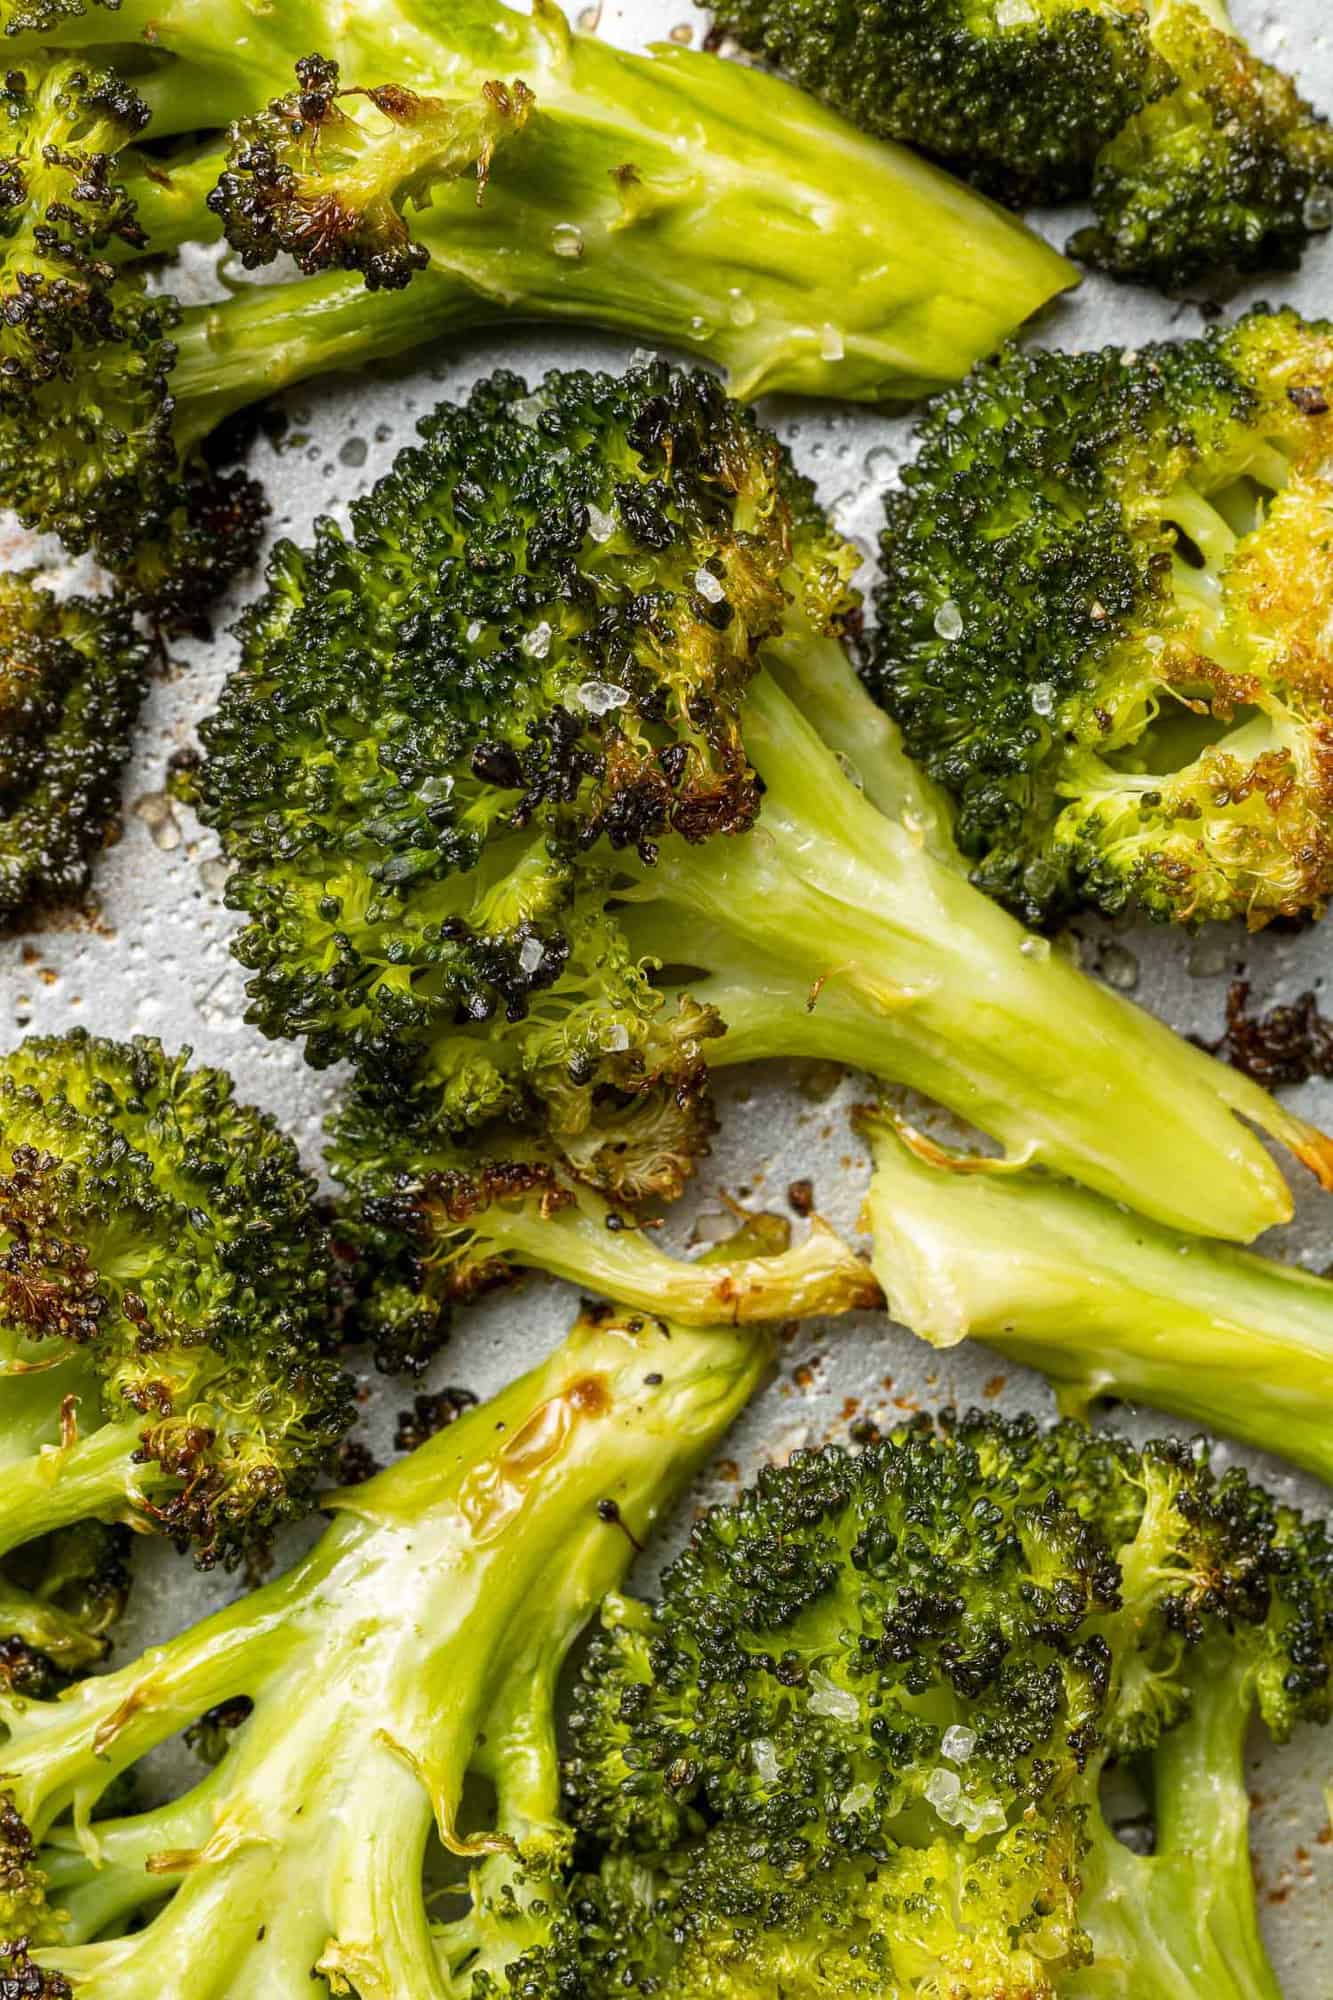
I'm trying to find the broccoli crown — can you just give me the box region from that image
[708,0,1164,206]
[870,305,1333,928]
[0,575,148,928]
[713,0,1333,284]
[564,1410,1333,1996]
[209,54,534,292]
[0,1029,351,1561]
[1072,2,1333,286]
[196,359,857,1195]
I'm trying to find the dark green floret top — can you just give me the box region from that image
[711,0,1333,286]
[561,1408,1333,1998]
[870,305,1333,928]
[195,358,858,1200]
[0,576,148,928]
[0,1030,351,1563]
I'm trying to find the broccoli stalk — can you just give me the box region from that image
[193,358,1333,1296]
[0,1030,352,1571]
[711,0,1333,287]
[565,1408,1332,1998]
[858,1108,1333,1486]
[0,0,1073,596]
[0,1302,770,1996]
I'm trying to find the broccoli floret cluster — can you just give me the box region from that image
[711,0,1333,286]
[0,576,148,927]
[562,1409,1333,1998]
[870,305,1333,929]
[0,1029,352,1568]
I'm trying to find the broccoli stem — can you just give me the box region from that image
[476,1188,880,1322]
[859,1115,1333,1483]
[11,1310,766,1995]
[50,0,1073,403]
[626,667,1323,1242]
[1073,1660,1279,2000]
[0,1417,176,1562]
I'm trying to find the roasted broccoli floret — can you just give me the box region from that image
[334,1090,881,1373]
[0,576,148,928]
[0,1029,351,1569]
[0,1523,131,1694]
[711,0,1333,286]
[565,1409,1333,1998]
[870,306,1333,930]
[192,357,1331,1261]
[861,1105,1333,1486]
[0,0,1071,602]
[0,1302,770,1996]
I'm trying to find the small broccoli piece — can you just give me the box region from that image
[209,54,534,291]
[0,576,148,928]
[334,1087,881,1373]
[712,0,1333,285]
[0,1029,351,1570]
[0,1303,769,1996]
[871,305,1333,930]
[194,356,1331,1251]
[566,1410,1333,1998]
[1072,0,1333,285]
[860,1105,1333,1486]
[0,1523,132,1697]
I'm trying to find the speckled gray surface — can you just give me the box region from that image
[5,0,1333,1984]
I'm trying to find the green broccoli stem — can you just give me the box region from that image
[0,1416,176,1561]
[625,666,1324,1243]
[0,1584,106,1673]
[859,1114,1333,1483]
[1072,1657,1279,2000]
[473,1185,880,1322]
[119,145,226,260]
[63,0,1073,402]
[12,1310,767,1996]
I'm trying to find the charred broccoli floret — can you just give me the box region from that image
[0,1029,351,1569]
[0,1302,770,1997]
[0,0,1071,615]
[565,1409,1333,1998]
[0,576,148,928]
[861,1105,1333,1487]
[870,306,1333,929]
[712,0,1333,286]
[333,1089,881,1374]
[193,357,1331,1256]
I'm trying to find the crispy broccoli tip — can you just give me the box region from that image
[331,1087,880,1376]
[859,1105,1333,1485]
[871,304,1333,931]
[712,0,1333,285]
[0,1305,768,1997]
[209,55,535,291]
[565,1406,1333,1998]
[0,576,148,929]
[0,1029,352,1570]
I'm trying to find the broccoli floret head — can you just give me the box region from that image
[713,0,1333,285]
[564,1410,1333,1997]
[195,357,858,1194]
[208,54,535,292]
[708,0,1165,207]
[0,574,148,927]
[1072,2,1333,286]
[0,1029,352,1565]
[870,305,1333,928]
